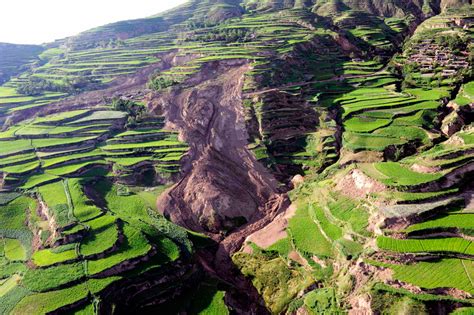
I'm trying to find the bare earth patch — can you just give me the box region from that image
[288,250,310,268]
[243,204,297,250]
[339,149,384,166]
[411,163,440,173]
[336,169,386,198]
[348,260,393,315]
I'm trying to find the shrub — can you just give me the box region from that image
[148,75,179,91]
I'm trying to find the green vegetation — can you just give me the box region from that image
[377,236,473,255]
[233,250,314,314]
[32,247,78,267]
[39,181,75,227]
[288,204,332,258]
[0,2,473,313]
[373,162,443,186]
[405,211,474,232]
[3,239,26,261]
[86,224,151,275]
[11,277,120,315]
[67,179,103,221]
[374,259,474,294]
[21,262,85,292]
[79,215,118,257]
[188,282,229,315]
[303,288,340,314]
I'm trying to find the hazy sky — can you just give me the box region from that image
[0,0,187,45]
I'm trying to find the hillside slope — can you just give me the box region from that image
[0,43,43,84]
[0,0,473,314]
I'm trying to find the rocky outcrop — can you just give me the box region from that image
[441,103,473,136]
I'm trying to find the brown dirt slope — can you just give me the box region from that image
[155,59,285,235]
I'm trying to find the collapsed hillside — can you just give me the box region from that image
[0,0,473,314]
[155,59,283,234]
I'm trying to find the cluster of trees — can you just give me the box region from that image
[182,28,254,43]
[16,77,102,96]
[185,21,218,30]
[16,78,61,95]
[434,34,467,51]
[112,97,145,128]
[148,75,179,91]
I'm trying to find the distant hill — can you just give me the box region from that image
[61,0,244,50]
[0,43,43,84]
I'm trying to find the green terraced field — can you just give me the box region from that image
[11,277,120,315]
[377,236,473,255]
[406,213,474,233]
[79,214,118,257]
[32,246,78,267]
[373,162,444,186]
[0,108,188,191]
[3,239,26,261]
[288,204,333,258]
[0,2,473,314]
[375,259,474,294]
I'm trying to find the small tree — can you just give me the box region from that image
[149,75,178,91]
[112,98,145,121]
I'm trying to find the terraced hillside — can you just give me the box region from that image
[235,6,474,314]
[0,0,473,314]
[0,43,43,84]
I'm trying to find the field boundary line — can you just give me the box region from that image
[461,259,474,289]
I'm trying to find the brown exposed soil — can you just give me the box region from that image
[339,149,384,166]
[37,199,59,244]
[243,203,297,250]
[288,250,310,268]
[155,59,284,235]
[367,212,388,235]
[336,169,387,198]
[382,216,413,231]
[150,59,291,313]
[347,260,393,314]
[411,163,441,173]
[6,50,200,126]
